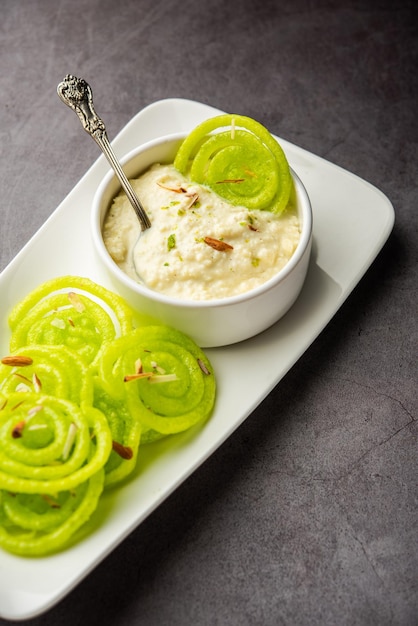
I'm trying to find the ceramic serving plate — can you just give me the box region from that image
[0,98,394,621]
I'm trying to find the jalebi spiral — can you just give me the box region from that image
[0,470,104,557]
[0,344,93,405]
[8,275,134,364]
[96,326,216,436]
[0,276,216,555]
[174,114,292,214]
[0,392,111,494]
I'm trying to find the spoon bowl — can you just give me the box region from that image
[91,133,313,348]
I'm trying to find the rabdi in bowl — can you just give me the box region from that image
[91,115,313,347]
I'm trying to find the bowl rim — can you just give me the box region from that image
[91,132,313,310]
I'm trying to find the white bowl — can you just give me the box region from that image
[91,133,313,348]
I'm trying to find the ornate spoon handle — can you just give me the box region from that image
[57,75,151,231]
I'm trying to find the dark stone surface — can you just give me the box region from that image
[0,1,416,624]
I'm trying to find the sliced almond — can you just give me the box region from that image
[112,440,134,460]
[157,182,186,193]
[15,382,31,393]
[149,373,178,384]
[41,494,61,509]
[50,317,66,329]
[12,372,31,383]
[1,355,33,367]
[124,372,154,382]
[184,192,199,210]
[11,400,25,411]
[204,237,234,252]
[62,423,78,461]
[27,404,44,418]
[33,373,42,393]
[197,358,210,375]
[216,178,245,184]
[68,291,85,312]
[12,420,26,438]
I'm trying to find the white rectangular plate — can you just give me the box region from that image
[0,98,394,621]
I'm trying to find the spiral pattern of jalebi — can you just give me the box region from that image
[174,114,292,214]
[0,392,111,494]
[8,275,134,364]
[0,469,104,556]
[0,344,93,405]
[0,276,216,555]
[97,326,216,436]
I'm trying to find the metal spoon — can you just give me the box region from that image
[57,74,151,232]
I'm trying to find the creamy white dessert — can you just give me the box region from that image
[103,164,300,301]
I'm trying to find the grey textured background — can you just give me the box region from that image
[0,1,417,625]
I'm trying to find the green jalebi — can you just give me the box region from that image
[96,326,216,436]
[0,393,111,494]
[8,275,134,364]
[0,275,216,555]
[0,344,93,405]
[93,377,141,488]
[0,470,104,557]
[174,114,292,214]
